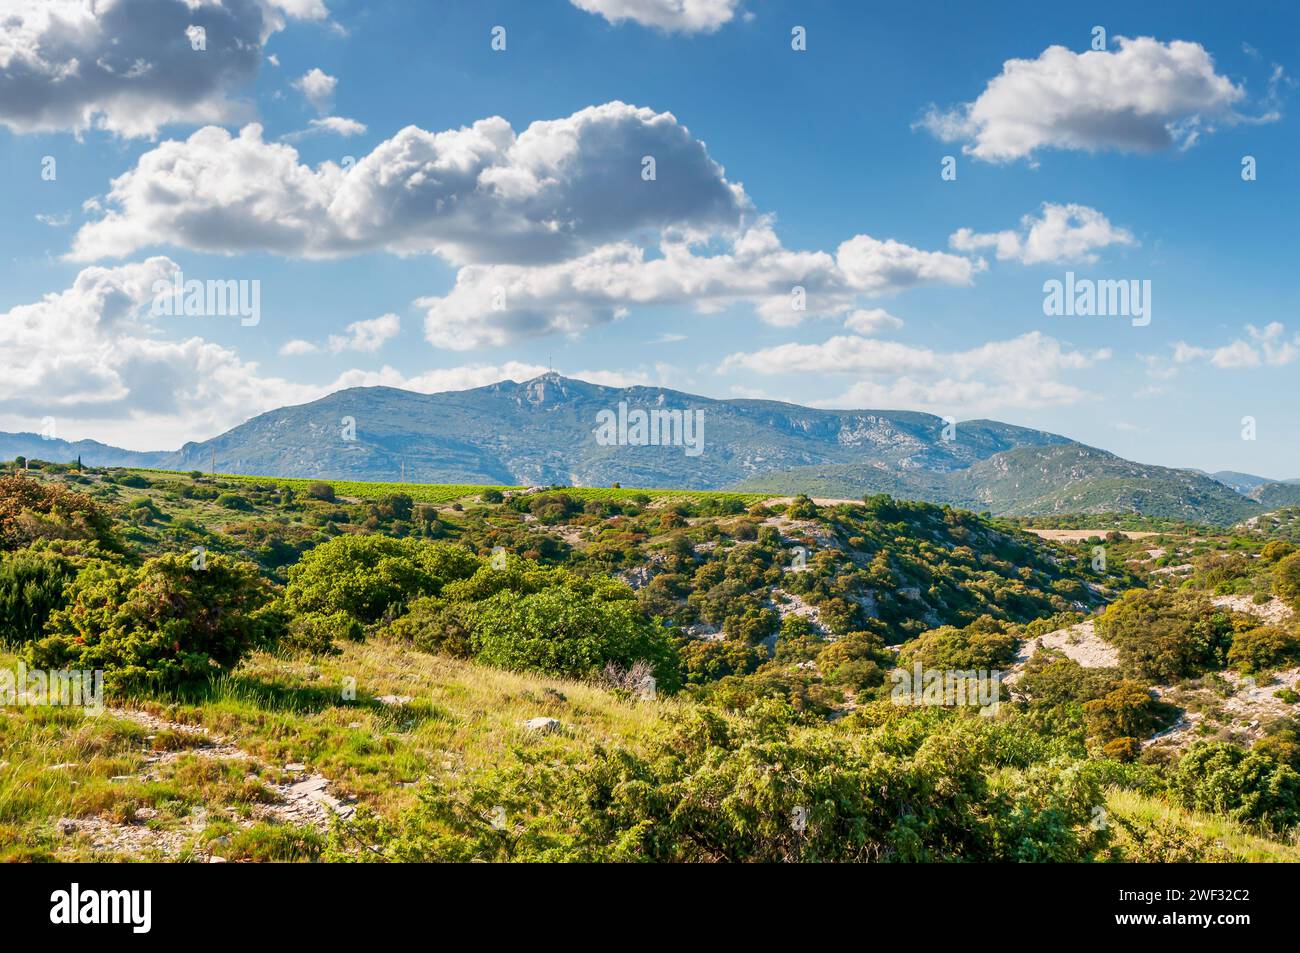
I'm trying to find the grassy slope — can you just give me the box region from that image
[0,639,673,861]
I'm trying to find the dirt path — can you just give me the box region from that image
[57,707,352,861]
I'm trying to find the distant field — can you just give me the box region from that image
[125,469,769,507]
[1024,528,1161,542]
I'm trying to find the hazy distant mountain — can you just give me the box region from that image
[735,444,1264,524]
[1207,470,1278,494]
[1249,482,1300,508]
[0,433,164,469]
[139,374,1071,487]
[0,373,1276,523]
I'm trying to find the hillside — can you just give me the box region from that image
[2,374,1285,525]
[4,464,1300,864]
[735,445,1264,525]
[4,371,1069,485]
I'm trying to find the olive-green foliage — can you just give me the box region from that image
[1227,625,1300,675]
[28,553,280,691]
[1274,552,1300,609]
[895,616,1018,671]
[284,610,363,654]
[284,535,479,623]
[383,560,679,688]
[1171,741,1300,834]
[468,582,679,688]
[1081,681,1167,746]
[1096,588,1240,681]
[327,700,1102,862]
[0,544,85,645]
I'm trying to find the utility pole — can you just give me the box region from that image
[210,448,215,475]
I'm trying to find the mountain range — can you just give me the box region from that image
[3,373,1295,524]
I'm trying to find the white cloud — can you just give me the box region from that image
[570,0,742,33]
[843,308,903,334]
[415,224,978,349]
[0,0,329,138]
[279,338,319,356]
[70,103,751,264]
[327,313,401,354]
[291,116,367,138]
[950,203,1136,265]
[293,68,337,113]
[0,261,657,448]
[67,102,985,350]
[1172,322,1299,369]
[720,331,1107,413]
[918,37,1260,162]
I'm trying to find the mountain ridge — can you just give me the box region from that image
[0,373,1286,523]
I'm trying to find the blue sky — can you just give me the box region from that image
[1,0,1297,477]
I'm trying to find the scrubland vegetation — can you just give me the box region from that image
[2,459,1300,862]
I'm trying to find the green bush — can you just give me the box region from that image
[306,482,336,502]
[285,536,479,624]
[284,610,363,654]
[1227,625,1300,675]
[896,616,1018,671]
[0,545,83,645]
[1171,741,1300,834]
[28,553,280,691]
[468,582,679,688]
[1274,552,1300,609]
[0,475,116,551]
[328,699,1102,862]
[1096,589,1240,681]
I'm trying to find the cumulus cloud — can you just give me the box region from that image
[70,103,750,264]
[287,116,367,139]
[843,308,903,334]
[293,68,337,113]
[570,0,742,33]
[0,257,325,446]
[720,331,1107,413]
[918,37,1263,162]
[327,313,400,353]
[415,224,978,349]
[949,203,1136,265]
[1172,322,1299,369]
[67,100,988,350]
[279,338,319,356]
[0,0,329,138]
[0,261,657,448]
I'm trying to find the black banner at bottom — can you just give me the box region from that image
[0,861,1286,940]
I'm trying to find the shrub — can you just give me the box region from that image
[28,553,280,692]
[0,545,83,645]
[284,610,362,654]
[1261,540,1296,563]
[328,699,1102,862]
[305,482,336,502]
[0,476,116,551]
[1171,741,1300,833]
[1083,681,1167,744]
[284,536,479,624]
[215,493,253,511]
[1274,552,1300,609]
[896,616,1018,672]
[1096,589,1239,681]
[468,582,679,688]
[1227,625,1300,675]
[384,597,473,657]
